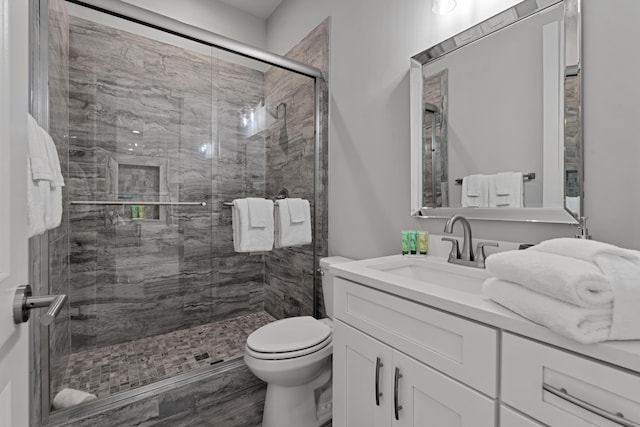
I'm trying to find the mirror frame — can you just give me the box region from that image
[410,0,582,224]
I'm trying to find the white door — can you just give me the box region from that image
[0,0,30,426]
[392,351,495,427]
[333,320,392,427]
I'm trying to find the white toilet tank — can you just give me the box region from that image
[319,256,353,319]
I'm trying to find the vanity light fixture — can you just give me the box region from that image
[432,0,457,15]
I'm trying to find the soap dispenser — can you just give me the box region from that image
[575,217,592,239]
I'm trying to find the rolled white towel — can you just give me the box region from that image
[530,237,640,263]
[485,250,613,307]
[483,278,612,344]
[52,388,97,410]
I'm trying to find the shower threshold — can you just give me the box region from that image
[56,311,275,401]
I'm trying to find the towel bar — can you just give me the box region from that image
[222,188,291,207]
[454,172,536,185]
[223,201,281,207]
[70,201,206,206]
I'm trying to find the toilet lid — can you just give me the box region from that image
[247,316,331,354]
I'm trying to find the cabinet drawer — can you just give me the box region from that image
[334,278,498,396]
[502,333,640,427]
[500,406,544,427]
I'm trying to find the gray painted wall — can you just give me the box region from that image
[266,0,640,257]
[120,0,267,49]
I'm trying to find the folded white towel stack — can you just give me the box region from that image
[461,174,489,207]
[483,238,640,344]
[27,114,65,238]
[485,250,613,307]
[489,172,523,207]
[275,198,312,248]
[530,237,640,263]
[52,388,97,410]
[483,278,612,344]
[232,198,274,252]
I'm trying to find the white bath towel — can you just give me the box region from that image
[52,388,97,410]
[232,199,274,252]
[485,250,613,307]
[489,172,523,207]
[530,237,640,264]
[42,128,64,230]
[594,254,640,340]
[483,278,612,344]
[27,160,48,237]
[27,114,53,181]
[275,198,312,248]
[247,197,270,228]
[465,174,482,196]
[27,114,65,237]
[287,198,307,223]
[461,175,489,207]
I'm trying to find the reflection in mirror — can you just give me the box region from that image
[410,0,582,224]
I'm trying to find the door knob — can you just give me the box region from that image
[13,284,67,325]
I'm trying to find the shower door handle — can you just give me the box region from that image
[13,284,67,326]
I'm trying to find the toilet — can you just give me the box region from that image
[244,256,352,427]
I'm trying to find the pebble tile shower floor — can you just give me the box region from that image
[57,311,276,399]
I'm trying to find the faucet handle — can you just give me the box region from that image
[475,241,499,265]
[442,237,460,261]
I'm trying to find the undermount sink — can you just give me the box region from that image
[366,256,489,294]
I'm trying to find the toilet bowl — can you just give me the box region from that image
[244,256,352,427]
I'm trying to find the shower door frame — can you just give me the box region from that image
[30,1,326,424]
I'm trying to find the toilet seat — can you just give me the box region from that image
[246,316,332,360]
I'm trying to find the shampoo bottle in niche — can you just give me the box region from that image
[401,231,409,255]
[418,231,428,255]
[409,231,418,255]
[130,205,138,219]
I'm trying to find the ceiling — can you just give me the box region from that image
[216,0,284,19]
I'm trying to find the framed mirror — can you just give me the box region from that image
[410,0,582,224]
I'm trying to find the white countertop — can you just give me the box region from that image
[331,253,640,374]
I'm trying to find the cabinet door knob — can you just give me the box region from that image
[375,357,383,406]
[394,367,403,420]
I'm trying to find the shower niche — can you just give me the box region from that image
[107,155,169,222]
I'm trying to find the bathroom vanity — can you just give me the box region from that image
[331,255,640,427]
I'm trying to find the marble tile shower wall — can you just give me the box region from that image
[48,0,72,400]
[264,19,330,319]
[67,16,266,353]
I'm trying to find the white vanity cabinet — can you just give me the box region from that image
[333,278,497,427]
[331,255,640,427]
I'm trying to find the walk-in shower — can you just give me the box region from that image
[29,0,328,424]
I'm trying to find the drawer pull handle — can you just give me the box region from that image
[543,384,640,427]
[394,367,403,420]
[375,357,383,406]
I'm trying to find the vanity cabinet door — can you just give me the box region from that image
[392,351,495,427]
[333,319,393,427]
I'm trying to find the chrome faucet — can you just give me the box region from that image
[442,214,498,268]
